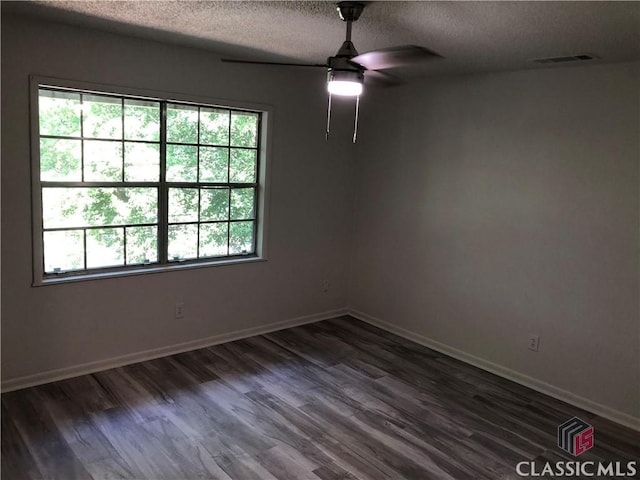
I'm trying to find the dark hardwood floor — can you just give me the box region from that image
[2,316,638,479]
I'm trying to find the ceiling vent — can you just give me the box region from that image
[532,54,598,64]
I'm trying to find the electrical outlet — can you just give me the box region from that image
[321,280,330,292]
[175,302,185,319]
[528,334,540,352]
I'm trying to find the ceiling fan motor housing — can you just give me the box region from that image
[330,2,365,77]
[327,54,364,78]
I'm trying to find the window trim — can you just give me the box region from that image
[30,75,272,286]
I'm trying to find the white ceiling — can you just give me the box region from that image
[5,1,640,77]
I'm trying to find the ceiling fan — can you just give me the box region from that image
[222,1,441,142]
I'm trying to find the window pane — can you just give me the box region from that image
[83,94,122,139]
[167,104,198,144]
[169,188,198,223]
[39,89,81,137]
[199,147,228,182]
[166,144,197,182]
[168,224,197,261]
[230,188,255,220]
[200,188,229,221]
[37,89,262,276]
[124,99,160,141]
[84,140,122,181]
[42,187,157,228]
[230,112,258,147]
[125,142,159,181]
[200,108,229,145]
[229,148,256,183]
[126,226,158,265]
[44,230,84,272]
[42,188,86,228]
[86,227,124,269]
[199,223,228,258]
[229,221,254,255]
[40,138,81,181]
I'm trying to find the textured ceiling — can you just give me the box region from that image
[5,1,640,77]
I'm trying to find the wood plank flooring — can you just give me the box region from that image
[2,316,638,479]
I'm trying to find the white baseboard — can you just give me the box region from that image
[1,308,348,393]
[348,309,640,432]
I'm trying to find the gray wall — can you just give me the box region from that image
[349,62,640,419]
[1,14,353,381]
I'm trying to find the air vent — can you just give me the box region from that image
[532,54,598,64]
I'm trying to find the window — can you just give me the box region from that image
[33,82,266,283]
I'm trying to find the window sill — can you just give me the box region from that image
[34,255,266,287]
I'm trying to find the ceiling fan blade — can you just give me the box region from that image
[222,59,328,68]
[351,45,441,71]
[364,70,403,87]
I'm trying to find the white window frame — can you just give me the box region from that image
[30,75,272,286]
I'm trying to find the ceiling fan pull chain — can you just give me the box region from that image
[326,92,333,140]
[352,94,360,143]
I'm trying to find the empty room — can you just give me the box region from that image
[1,1,638,479]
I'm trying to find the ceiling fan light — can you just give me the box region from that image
[328,80,363,96]
[327,69,363,96]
